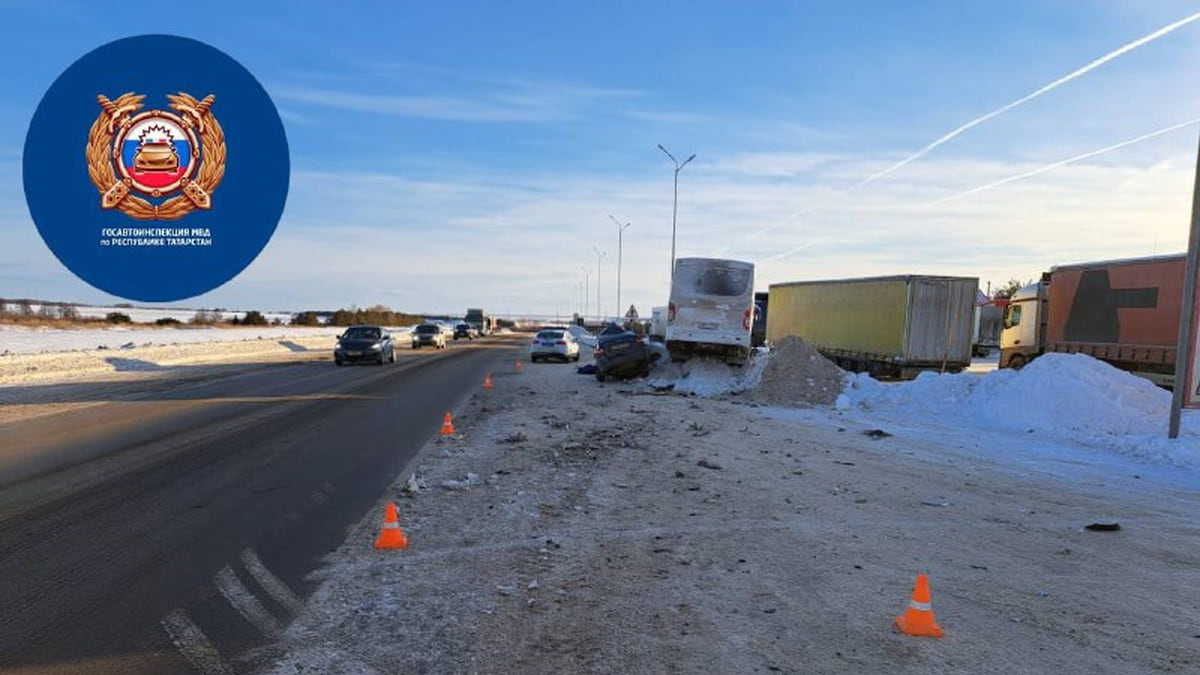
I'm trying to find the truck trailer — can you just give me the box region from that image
[766,275,979,378]
[999,253,1190,388]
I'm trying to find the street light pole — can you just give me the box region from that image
[658,144,695,288]
[609,214,631,321]
[579,266,590,322]
[592,246,606,321]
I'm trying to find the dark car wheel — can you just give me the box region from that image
[335,358,344,367]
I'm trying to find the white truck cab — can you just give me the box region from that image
[666,257,755,365]
[999,281,1044,369]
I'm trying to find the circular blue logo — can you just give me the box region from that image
[23,35,289,302]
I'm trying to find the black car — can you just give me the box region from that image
[334,325,396,366]
[453,323,474,340]
[594,330,651,381]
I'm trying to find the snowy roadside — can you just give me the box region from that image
[0,324,400,355]
[257,346,1200,674]
[0,325,422,388]
[0,333,335,388]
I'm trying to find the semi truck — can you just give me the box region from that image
[666,258,756,365]
[973,292,1007,357]
[464,308,496,336]
[999,253,1190,388]
[766,275,979,378]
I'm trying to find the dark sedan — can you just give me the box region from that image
[334,325,396,366]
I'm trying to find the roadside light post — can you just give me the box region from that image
[658,144,695,288]
[579,266,590,322]
[592,246,606,322]
[609,214,631,321]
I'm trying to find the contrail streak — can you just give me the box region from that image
[928,118,1200,206]
[854,10,1200,189]
[729,10,1200,255]
[759,237,830,263]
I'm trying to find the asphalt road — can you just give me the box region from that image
[0,339,518,674]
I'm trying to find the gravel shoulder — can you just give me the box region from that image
[259,353,1200,674]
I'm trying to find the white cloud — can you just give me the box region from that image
[272,78,639,123]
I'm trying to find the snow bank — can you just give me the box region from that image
[838,353,1200,465]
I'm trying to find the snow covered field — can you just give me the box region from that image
[0,302,296,325]
[0,324,418,389]
[0,324,414,356]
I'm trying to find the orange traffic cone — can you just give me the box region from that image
[374,502,408,550]
[440,412,455,436]
[515,360,524,373]
[483,373,494,389]
[894,573,944,637]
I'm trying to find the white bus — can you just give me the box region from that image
[666,257,755,365]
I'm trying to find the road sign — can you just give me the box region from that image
[625,305,639,319]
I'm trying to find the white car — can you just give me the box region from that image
[529,328,580,362]
[411,323,447,349]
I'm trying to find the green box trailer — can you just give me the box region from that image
[766,275,979,378]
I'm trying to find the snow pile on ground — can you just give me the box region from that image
[750,336,847,407]
[647,350,767,397]
[838,352,1200,464]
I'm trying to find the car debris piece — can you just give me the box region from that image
[1085,522,1121,532]
[863,429,892,439]
[401,473,427,495]
[441,472,481,491]
[696,459,723,470]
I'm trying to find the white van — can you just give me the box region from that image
[666,257,755,364]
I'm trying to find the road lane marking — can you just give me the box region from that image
[240,548,303,615]
[161,608,235,675]
[214,565,283,639]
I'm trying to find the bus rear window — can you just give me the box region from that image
[675,266,751,297]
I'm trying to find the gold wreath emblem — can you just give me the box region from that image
[86,92,226,220]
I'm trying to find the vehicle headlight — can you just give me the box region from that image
[370,342,383,350]
[334,342,342,350]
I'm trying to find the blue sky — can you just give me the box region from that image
[2,1,1200,318]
